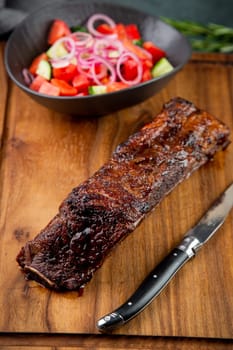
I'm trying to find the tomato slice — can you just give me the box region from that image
[142,59,153,70]
[125,24,141,40]
[96,23,114,35]
[106,82,128,92]
[142,68,152,82]
[29,75,47,91]
[29,53,48,75]
[53,64,77,82]
[121,58,138,81]
[114,23,128,40]
[72,74,90,94]
[48,19,71,45]
[38,81,60,96]
[51,78,77,96]
[127,40,151,60]
[142,41,166,64]
[115,26,149,61]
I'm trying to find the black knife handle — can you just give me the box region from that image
[97,248,190,332]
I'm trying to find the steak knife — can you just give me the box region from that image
[97,182,233,332]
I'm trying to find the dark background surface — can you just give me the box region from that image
[7,0,233,25]
[1,0,233,38]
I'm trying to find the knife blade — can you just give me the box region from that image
[97,182,233,332]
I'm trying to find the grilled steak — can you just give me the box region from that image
[17,97,230,292]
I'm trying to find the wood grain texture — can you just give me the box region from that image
[0,43,7,141]
[0,47,233,340]
[0,42,8,204]
[0,334,233,350]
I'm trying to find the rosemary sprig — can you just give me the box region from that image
[161,17,233,53]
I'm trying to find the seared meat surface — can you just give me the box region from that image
[17,97,230,291]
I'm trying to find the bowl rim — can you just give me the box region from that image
[4,0,192,101]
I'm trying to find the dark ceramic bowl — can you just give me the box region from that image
[5,0,192,116]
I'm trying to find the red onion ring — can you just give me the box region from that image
[86,13,117,39]
[22,68,34,85]
[77,48,96,68]
[93,38,109,56]
[93,37,124,59]
[50,57,71,68]
[116,51,143,85]
[90,56,116,85]
[50,36,76,68]
[77,62,107,81]
[71,31,94,48]
[92,63,108,79]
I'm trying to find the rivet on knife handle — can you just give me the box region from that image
[97,183,233,332]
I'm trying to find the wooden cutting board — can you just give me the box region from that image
[0,44,233,338]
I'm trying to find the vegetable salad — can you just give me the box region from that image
[23,14,174,96]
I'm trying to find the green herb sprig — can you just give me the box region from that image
[161,17,233,53]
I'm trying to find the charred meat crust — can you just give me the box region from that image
[16,97,230,292]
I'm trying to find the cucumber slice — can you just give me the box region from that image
[152,57,174,78]
[47,42,68,59]
[36,60,51,80]
[133,39,143,47]
[88,85,107,95]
